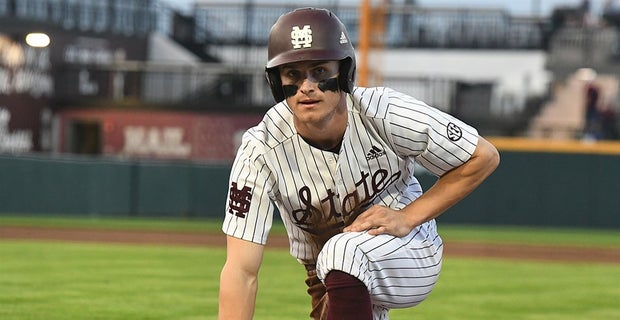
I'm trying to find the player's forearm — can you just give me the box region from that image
[405,137,500,226]
[218,264,258,320]
[344,138,499,236]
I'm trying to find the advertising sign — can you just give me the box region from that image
[58,109,263,161]
[0,34,53,152]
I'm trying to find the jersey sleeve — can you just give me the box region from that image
[385,89,479,177]
[222,131,276,245]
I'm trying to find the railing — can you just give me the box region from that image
[0,0,551,136]
[193,3,547,50]
[53,61,274,109]
[0,0,168,37]
[0,1,550,51]
[50,60,534,136]
[0,0,562,50]
[546,26,619,66]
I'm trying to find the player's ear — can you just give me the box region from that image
[266,67,285,102]
[338,57,355,93]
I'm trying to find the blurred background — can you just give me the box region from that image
[1,0,619,228]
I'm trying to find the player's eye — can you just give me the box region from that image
[313,67,326,75]
[282,69,301,83]
[311,67,333,81]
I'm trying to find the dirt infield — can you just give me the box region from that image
[1,226,619,264]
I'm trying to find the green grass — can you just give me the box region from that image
[1,215,619,319]
[0,241,218,320]
[0,215,224,233]
[1,240,619,320]
[437,224,620,248]
[393,259,620,320]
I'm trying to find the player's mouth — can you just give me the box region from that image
[298,99,321,107]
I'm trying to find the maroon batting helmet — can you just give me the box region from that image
[265,7,356,102]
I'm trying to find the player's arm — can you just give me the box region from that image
[345,136,499,236]
[401,136,500,227]
[218,236,265,320]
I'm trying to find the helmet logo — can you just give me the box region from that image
[291,25,313,49]
[339,32,348,44]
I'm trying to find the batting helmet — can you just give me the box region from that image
[265,7,356,102]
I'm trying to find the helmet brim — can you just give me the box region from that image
[266,48,351,69]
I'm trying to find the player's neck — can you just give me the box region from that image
[300,134,343,152]
[297,115,346,151]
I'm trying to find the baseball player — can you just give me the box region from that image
[219,7,499,320]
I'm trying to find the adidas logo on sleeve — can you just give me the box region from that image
[365,145,386,160]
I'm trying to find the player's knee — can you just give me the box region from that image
[316,232,371,283]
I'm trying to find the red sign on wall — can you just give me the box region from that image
[58,109,263,161]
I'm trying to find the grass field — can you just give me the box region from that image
[1,216,619,319]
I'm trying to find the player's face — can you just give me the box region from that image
[279,60,346,127]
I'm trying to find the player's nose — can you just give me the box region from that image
[298,76,317,94]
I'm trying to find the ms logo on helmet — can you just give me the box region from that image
[291,25,313,49]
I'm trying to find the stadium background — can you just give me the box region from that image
[1,0,620,227]
[1,2,619,320]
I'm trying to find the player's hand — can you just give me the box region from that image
[343,205,414,237]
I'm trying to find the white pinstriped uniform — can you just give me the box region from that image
[223,86,478,319]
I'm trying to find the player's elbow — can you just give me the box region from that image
[219,262,258,320]
[478,137,500,175]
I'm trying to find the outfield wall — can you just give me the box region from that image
[0,138,619,228]
[432,138,620,229]
[0,155,229,218]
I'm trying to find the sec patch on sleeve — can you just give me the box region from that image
[447,122,463,141]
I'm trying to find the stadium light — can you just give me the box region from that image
[25,32,50,48]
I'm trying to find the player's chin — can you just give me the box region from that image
[294,109,324,123]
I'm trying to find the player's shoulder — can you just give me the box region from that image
[350,86,427,119]
[240,102,296,153]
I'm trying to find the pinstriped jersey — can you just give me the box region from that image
[223,86,478,263]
